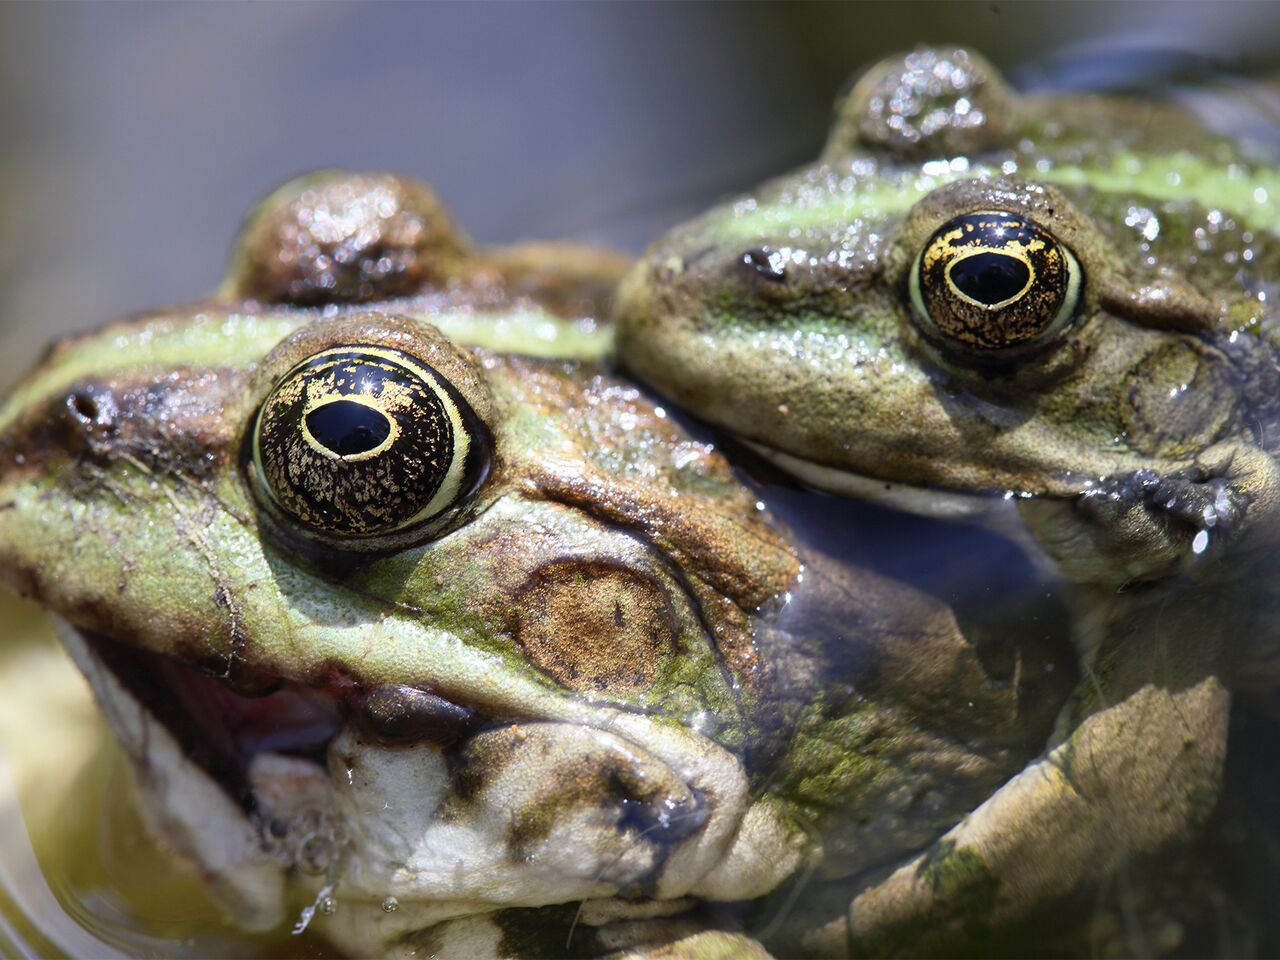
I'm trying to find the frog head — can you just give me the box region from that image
[0,171,809,954]
[0,170,1083,957]
[616,47,1280,583]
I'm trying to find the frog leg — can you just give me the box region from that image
[608,930,775,959]
[1019,441,1280,586]
[802,587,1230,958]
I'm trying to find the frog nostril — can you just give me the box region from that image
[63,388,117,447]
[617,786,707,844]
[738,247,787,284]
[69,391,99,423]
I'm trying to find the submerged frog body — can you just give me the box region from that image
[616,49,1280,954]
[0,172,1078,957]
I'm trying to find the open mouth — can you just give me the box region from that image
[79,629,347,812]
[53,618,737,949]
[67,625,711,844]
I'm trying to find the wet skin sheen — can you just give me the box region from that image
[0,171,1093,958]
[617,47,1280,955]
[616,45,1280,589]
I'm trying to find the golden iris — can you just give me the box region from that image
[909,211,1081,351]
[252,345,486,537]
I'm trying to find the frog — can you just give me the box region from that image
[615,45,1280,589]
[614,47,1280,954]
[0,170,1081,958]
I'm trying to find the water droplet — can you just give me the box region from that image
[382,896,400,913]
[1192,530,1209,555]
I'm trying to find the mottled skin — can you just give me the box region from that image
[616,49,1280,955]
[0,172,1075,957]
[616,47,1280,586]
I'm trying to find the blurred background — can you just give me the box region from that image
[3,0,1280,388]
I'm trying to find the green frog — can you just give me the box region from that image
[0,171,1079,957]
[615,47,1280,953]
[615,45,1280,589]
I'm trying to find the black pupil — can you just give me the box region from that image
[306,400,393,457]
[950,252,1030,306]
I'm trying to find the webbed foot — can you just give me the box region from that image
[1019,443,1279,586]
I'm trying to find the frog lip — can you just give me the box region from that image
[60,619,737,906]
[744,440,1007,520]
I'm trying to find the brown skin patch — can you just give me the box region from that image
[446,724,704,859]
[222,171,631,317]
[0,368,247,480]
[472,353,800,717]
[1123,340,1239,458]
[827,47,1015,159]
[226,171,473,305]
[515,560,677,694]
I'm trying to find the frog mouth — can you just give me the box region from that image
[72,628,347,807]
[54,619,750,945]
[748,440,1003,519]
[742,439,1046,527]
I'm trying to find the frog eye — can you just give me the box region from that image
[252,345,489,539]
[908,211,1082,351]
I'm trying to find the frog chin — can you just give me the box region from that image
[53,619,799,954]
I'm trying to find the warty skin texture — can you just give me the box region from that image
[615,47,1280,955]
[0,169,1081,957]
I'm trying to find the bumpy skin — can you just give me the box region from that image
[615,49,1279,955]
[616,46,1280,586]
[0,172,1075,957]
